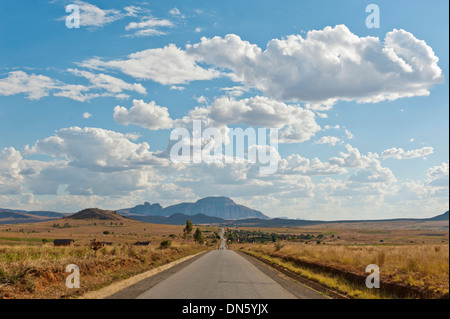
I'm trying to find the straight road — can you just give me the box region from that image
[137,249,297,299]
[134,228,326,299]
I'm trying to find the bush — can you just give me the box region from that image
[274,238,284,251]
[159,240,172,249]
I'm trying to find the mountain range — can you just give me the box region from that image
[0,209,66,224]
[128,211,449,227]
[118,196,269,220]
[0,196,448,228]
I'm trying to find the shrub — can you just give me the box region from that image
[159,240,172,249]
[274,238,284,251]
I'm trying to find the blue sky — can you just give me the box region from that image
[0,0,448,219]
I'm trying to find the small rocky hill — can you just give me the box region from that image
[66,208,124,221]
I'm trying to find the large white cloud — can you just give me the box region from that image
[204,96,321,143]
[114,99,174,130]
[167,96,321,144]
[26,126,162,171]
[329,144,396,184]
[187,25,444,104]
[16,127,172,197]
[25,164,156,196]
[80,44,221,85]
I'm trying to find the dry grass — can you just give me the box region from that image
[0,218,220,298]
[0,242,208,299]
[0,218,186,245]
[236,242,449,298]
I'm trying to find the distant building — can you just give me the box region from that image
[53,239,74,246]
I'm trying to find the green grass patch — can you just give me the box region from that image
[0,237,54,242]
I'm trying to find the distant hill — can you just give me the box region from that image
[428,211,449,221]
[118,202,164,216]
[131,213,228,225]
[0,209,65,225]
[120,196,269,220]
[65,208,125,221]
[26,211,66,218]
[128,214,324,227]
[125,209,450,229]
[223,211,450,228]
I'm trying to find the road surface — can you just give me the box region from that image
[126,228,326,299]
[218,227,226,250]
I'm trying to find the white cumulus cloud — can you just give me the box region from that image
[114,99,174,130]
[0,71,57,100]
[382,146,433,159]
[314,136,341,146]
[80,44,221,85]
[186,25,444,104]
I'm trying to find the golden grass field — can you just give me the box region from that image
[0,216,448,299]
[235,242,448,298]
[203,221,449,299]
[0,217,187,245]
[228,222,449,299]
[0,218,215,299]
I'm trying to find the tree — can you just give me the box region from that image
[271,234,277,243]
[183,219,193,238]
[194,228,204,244]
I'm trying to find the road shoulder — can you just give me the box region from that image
[235,250,345,299]
[80,251,208,299]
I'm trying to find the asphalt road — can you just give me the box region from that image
[129,229,326,299]
[137,249,297,299]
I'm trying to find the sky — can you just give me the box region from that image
[0,0,448,220]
